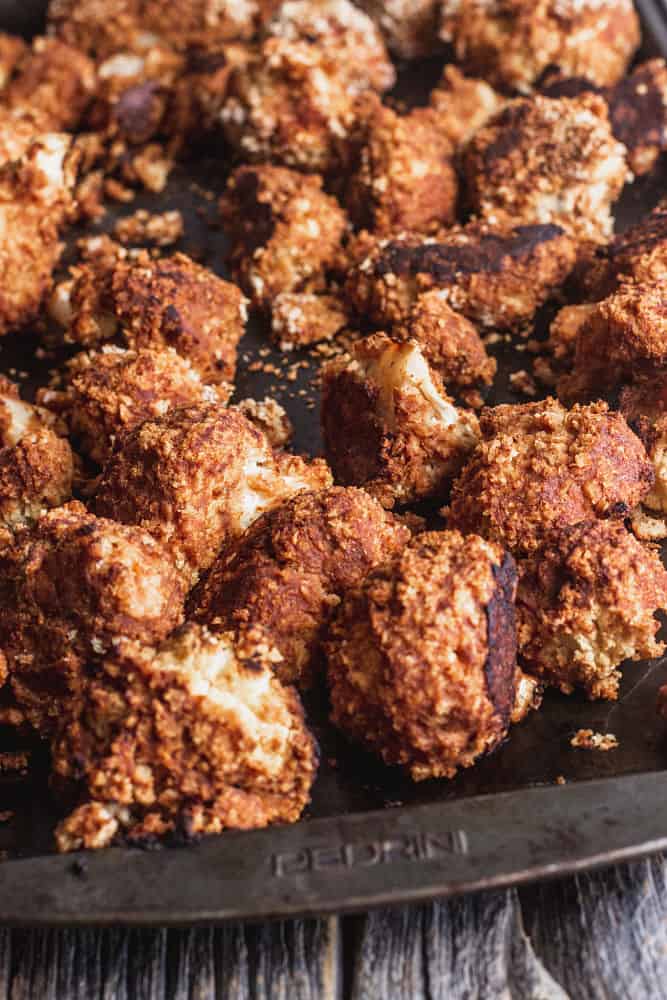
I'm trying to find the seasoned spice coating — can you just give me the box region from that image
[327,530,518,781]
[270,292,347,350]
[517,520,667,699]
[322,334,480,506]
[429,66,505,150]
[448,398,654,556]
[619,374,667,514]
[580,200,667,301]
[52,624,316,851]
[190,486,411,687]
[4,36,96,131]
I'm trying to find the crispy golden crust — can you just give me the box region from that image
[463,94,628,244]
[234,396,293,447]
[429,66,505,150]
[357,0,442,59]
[4,36,96,132]
[346,100,458,237]
[270,292,347,349]
[41,346,230,466]
[559,282,667,401]
[448,397,654,556]
[53,252,246,385]
[326,530,518,781]
[189,486,411,687]
[94,404,332,581]
[446,0,639,93]
[322,334,480,505]
[548,303,597,366]
[580,200,667,301]
[220,37,365,172]
[0,32,26,90]
[517,520,667,700]
[394,290,496,389]
[0,426,73,531]
[618,374,667,514]
[51,623,317,851]
[262,1,395,93]
[220,165,348,308]
[345,221,577,332]
[0,501,186,736]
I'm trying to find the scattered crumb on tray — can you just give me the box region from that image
[0,752,29,774]
[0,811,13,823]
[570,729,619,751]
[509,369,537,396]
[555,775,566,785]
[114,209,184,247]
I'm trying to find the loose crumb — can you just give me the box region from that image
[114,209,184,247]
[570,729,619,751]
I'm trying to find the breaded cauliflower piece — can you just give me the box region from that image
[0,380,73,530]
[429,66,505,150]
[49,251,246,384]
[322,334,479,505]
[51,623,317,851]
[4,36,96,132]
[263,0,395,93]
[326,530,518,781]
[234,396,293,448]
[607,60,667,177]
[0,501,186,736]
[220,37,364,172]
[190,486,411,687]
[94,405,332,582]
[357,0,442,59]
[547,303,597,368]
[517,520,667,700]
[463,94,628,244]
[446,0,639,94]
[270,291,348,350]
[448,398,654,556]
[0,133,77,336]
[559,282,667,401]
[580,200,667,301]
[40,345,229,466]
[220,165,348,309]
[346,99,458,237]
[393,290,496,389]
[619,375,667,515]
[345,221,577,332]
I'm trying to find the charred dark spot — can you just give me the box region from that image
[373,225,564,282]
[114,82,165,144]
[605,501,631,519]
[230,171,276,252]
[609,65,667,153]
[484,552,517,730]
[605,206,667,266]
[186,46,227,74]
[242,657,265,673]
[539,73,600,100]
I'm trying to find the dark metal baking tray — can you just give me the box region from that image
[1,0,667,926]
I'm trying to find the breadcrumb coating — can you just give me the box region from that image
[94,404,332,581]
[0,501,186,736]
[346,99,457,237]
[190,486,411,687]
[220,37,364,172]
[40,345,230,466]
[270,292,347,350]
[345,221,577,332]
[559,281,667,401]
[263,0,395,94]
[327,530,518,781]
[547,303,597,367]
[607,60,667,177]
[463,94,628,244]
[51,623,316,851]
[0,32,26,90]
[220,165,347,309]
[448,397,654,556]
[619,375,667,514]
[429,66,505,150]
[4,36,96,132]
[50,251,246,385]
[580,200,667,301]
[0,132,77,337]
[234,396,293,447]
[446,0,639,94]
[517,520,667,700]
[357,0,442,59]
[393,290,496,389]
[322,334,479,505]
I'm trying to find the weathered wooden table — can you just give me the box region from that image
[1,854,665,998]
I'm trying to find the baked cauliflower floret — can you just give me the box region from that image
[40,345,230,466]
[322,334,480,505]
[429,65,505,150]
[559,282,667,401]
[618,375,667,515]
[393,290,496,389]
[4,36,96,132]
[547,302,597,368]
[263,0,395,93]
[357,0,442,59]
[517,520,667,700]
[220,37,363,172]
[190,486,411,687]
[51,623,317,852]
[270,291,348,350]
[346,221,577,332]
[346,100,457,237]
[0,501,186,736]
[446,0,639,94]
[94,405,332,582]
[0,383,73,531]
[0,133,77,336]
[326,530,518,781]
[580,200,667,301]
[448,398,654,556]
[462,94,628,244]
[220,165,347,310]
[50,251,246,385]
[607,60,667,177]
